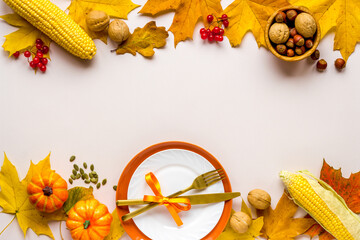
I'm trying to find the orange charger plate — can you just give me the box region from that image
[116,141,232,240]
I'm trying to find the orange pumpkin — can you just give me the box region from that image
[66,199,113,240]
[27,169,68,213]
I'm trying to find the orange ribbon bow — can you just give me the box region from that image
[143,172,191,226]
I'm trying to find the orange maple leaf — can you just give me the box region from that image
[305,159,360,240]
[257,192,315,240]
[139,0,223,46]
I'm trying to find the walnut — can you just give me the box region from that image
[247,189,271,210]
[86,10,110,32]
[108,19,130,43]
[230,211,252,234]
[295,13,317,38]
[269,23,290,44]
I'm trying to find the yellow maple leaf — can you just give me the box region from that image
[139,0,223,46]
[67,0,140,44]
[289,0,360,61]
[223,0,290,47]
[0,13,51,57]
[0,153,55,239]
[217,200,264,240]
[116,21,168,57]
[104,210,125,240]
[257,192,315,240]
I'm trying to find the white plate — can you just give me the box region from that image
[127,149,225,240]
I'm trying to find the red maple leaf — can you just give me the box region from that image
[305,159,360,240]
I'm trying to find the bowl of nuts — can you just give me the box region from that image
[265,6,321,61]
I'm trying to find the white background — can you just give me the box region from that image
[1,0,360,239]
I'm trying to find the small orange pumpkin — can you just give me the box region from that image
[27,169,68,213]
[66,199,113,240]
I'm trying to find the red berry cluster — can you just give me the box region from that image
[200,14,229,42]
[12,38,49,73]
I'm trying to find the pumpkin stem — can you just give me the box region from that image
[83,220,91,229]
[42,186,53,196]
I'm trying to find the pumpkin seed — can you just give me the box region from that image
[76,173,81,179]
[102,179,107,185]
[80,168,84,174]
[83,162,87,169]
[81,174,85,180]
[71,174,76,180]
[113,185,117,191]
[96,183,101,189]
[83,174,89,180]
[90,178,98,184]
[90,164,94,171]
[69,178,73,184]
[90,171,97,177]
[85,179,91,184]
[70,156,76,162]
[73,164,79,171]
[72,169,77,175]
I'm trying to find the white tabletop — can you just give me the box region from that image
[1,0,360,239]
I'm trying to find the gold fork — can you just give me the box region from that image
[121,168,225,222]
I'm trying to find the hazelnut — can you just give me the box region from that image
[317,59,327,72]
[311,49,320,60]
[86,10,110,32]
[108,19,130,43]
[289,28,297,37]
[275,11,286,23]
[286,38,294,48]
[247,189,271,210]
[295,13,317,38]
[287,49,295,57]
[305,39,314,49]
[276,44,287,55]
[286,9,298,21]
[269,23,290,44]
[295,46,306,55]
[335,58,346,70]
[230,212,252,234]
[293,34,304,46]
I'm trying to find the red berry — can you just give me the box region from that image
[13,51,20,58]
[201,33,208,40]
[39,65,46,72]
[206,29,211,36]
[24,51,31,58]
[36,39,43,45]
[215,35,223,42]
[36,52,43,58]
[223,19,229,28]
[207,15,214,23]
[37,62,43,68]
[208,33,214,42]
[212,27,220,34]
[41,46,49,54]
[200,28,206,34]
[36,43,42,50]
[221,14,228,20]
[41,58,48,65]
[29,61,36,69]
[219,28,224,36]
[33,57,40,64]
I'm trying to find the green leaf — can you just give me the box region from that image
[63,187,94,214]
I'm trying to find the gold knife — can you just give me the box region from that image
[116,192,240,206]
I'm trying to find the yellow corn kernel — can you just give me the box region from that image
[3,0,96,59]
[280,170,360,240]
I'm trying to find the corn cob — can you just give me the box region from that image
[3,0,96,59]
[280,170,360,240]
